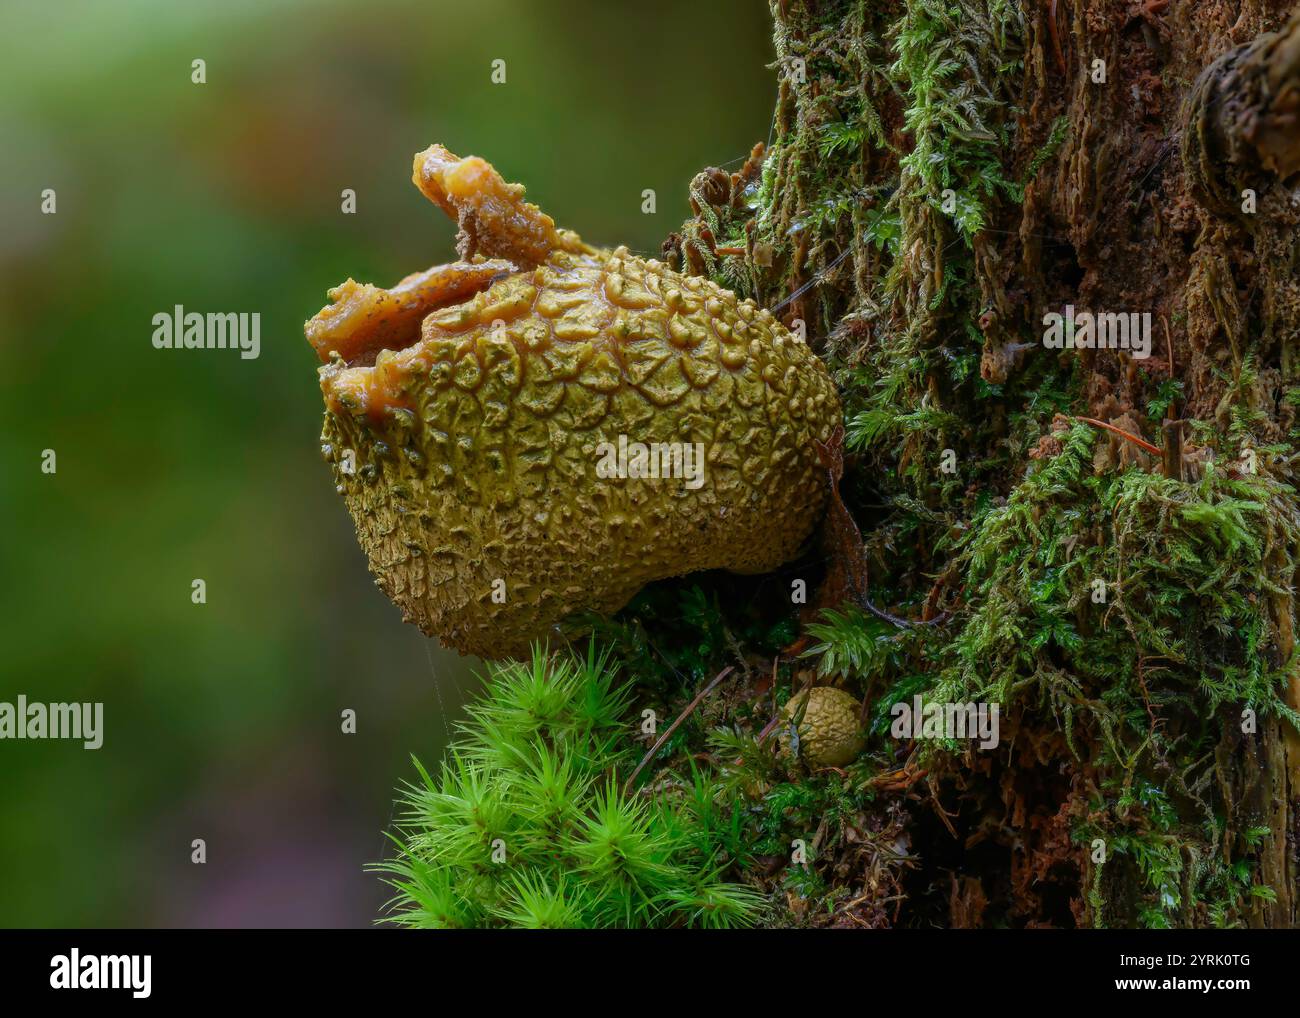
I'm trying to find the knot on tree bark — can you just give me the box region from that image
[1182,10,1300,217]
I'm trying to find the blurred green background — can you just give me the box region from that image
[0,0,773,927]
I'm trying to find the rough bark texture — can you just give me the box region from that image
[666,0,1300,927]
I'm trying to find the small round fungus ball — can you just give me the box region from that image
[781,686,865,768]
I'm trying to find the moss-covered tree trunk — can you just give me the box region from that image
[668,0,1300,927]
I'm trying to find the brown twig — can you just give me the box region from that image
[1162,312,1175,384]
[623,666,734,796]
[756,712,784,745]
[1161,419,1185,481]
[1073,415,1162,456]
[1136,655,1160,739]
[1048,0,1068,77]
[756,667,820,747]
[869,767,929,791]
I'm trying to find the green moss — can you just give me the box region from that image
[838,0,1029,504]
[920,425,1299,925]
[932,424,1299,726]
[372,644,763,929]
[793,419,1300,926]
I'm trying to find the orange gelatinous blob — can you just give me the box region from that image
[305,259,515,365]
[412,144,591,267]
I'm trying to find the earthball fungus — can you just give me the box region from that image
[781,686,866,768]
[305,145,841,658]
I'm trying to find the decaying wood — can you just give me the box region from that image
[1183,9,1300,215]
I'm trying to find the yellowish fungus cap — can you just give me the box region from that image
[305,146,841,659]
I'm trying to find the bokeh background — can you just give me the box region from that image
[0,0,774,927]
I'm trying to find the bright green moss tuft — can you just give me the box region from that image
[372,644,764,929]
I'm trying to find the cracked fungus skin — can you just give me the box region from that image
[782,687,865,768]
[306,145,841,659]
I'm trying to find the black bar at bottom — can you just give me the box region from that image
[0,928,1289,1007]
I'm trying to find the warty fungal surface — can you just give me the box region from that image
[306,145,842,658]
